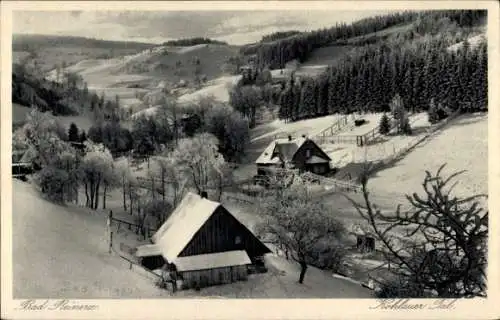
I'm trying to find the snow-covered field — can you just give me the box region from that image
[177,75,241,105]
[323,113,431,167]
[368,113,488,205]
[251,114,345,142]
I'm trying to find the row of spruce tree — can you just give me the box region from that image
[277,29,487,122]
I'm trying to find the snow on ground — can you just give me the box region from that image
[176,253,373,298]
[12,180,171,298]
[177,75,241,105]
[336,113,381,136]
[176,44,209,54]
[368,113,488,206]
[322,113,430,167]
[447,34,486,52]
[251,114,344,142]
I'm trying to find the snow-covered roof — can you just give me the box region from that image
[173,250,251,272]
[255,137,307,164]
[135,244,162,257]
[151,192,221,262]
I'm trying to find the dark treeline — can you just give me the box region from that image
[260,30,302,43]
[163,37,228,46]
[12,34,156,52]
[278,36,487,121]
[243,10,486,69]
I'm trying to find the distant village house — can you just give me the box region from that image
[255,135,332,176]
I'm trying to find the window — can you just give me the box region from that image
[235,236,241,245]
[306,149,311,158]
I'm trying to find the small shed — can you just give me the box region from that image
[175,250,251,289]
[135,192,271,289]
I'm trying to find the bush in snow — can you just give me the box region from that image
[33,166,69,203]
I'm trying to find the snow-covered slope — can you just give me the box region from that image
[447,34,486,52]
[368,113,488,204]
[12,180,170,298]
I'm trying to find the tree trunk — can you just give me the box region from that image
[161,169,166,202]
[85,182,90,207]
[129,183,133,215]
[74,185,79,205]
[102,184,107,209]
[122,176,127,211]
[299,261,308,284]
[217,173,223,202]
[151,177,155,200]
[89,180,94,209]
[94,178,100,210]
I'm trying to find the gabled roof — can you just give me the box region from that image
[148,192,270,263]
[150,192,220,262]
[255,137,306,165]
[174,250,251,272]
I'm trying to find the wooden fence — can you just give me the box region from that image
[112,244,162,283]
[301,171,361,193]
[111,216,157,238]
[315,134,362,146]
[316,115,350,138]
[12,162,34,178]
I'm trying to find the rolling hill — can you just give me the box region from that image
[13,34,156,73]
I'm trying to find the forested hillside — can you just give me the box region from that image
[243,10,486,68]
[12,64,88,116]
[12,63,122,122]
[268,10,487,122]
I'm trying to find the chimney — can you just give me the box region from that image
[302,134,306,138]
[200,191,208,199]
[288,135,292,141]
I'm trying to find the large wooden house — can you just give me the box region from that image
[135,192,271,290]
[255,135,332,176]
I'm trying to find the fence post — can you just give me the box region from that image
[109,231,113,254]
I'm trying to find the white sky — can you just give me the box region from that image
[13,10,391,45]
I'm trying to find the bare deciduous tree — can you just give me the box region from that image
[344,164,487,298]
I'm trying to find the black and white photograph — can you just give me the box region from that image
[1,1,499,319]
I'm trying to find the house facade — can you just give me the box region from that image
[255,136,332,176]
[135,192,271,290]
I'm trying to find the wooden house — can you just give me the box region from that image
[12,147,36,178]
[255,135,332,176]
[135,192,271,290]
